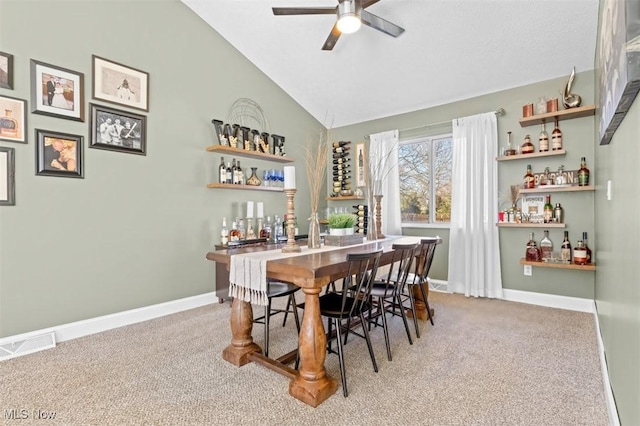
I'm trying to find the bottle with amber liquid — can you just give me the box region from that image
[582,231,592,264]
[525,232,542,261]
[521,134,534,154]
[538,123,549,152]
[504,131,516,156]
[543,194,553,223]
[539,230,553,261]
[574,240,588,265]
[523,164,535,189]
[260,216,272,240]
[560,231,572,262]
[578,157,590,186]
[229,221,240,242]
[551,117,563,150]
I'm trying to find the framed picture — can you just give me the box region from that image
[597,0,640,145]
[30,60,84,121]
[0,51,13,90]
[89,103,146,155]
[35,129,84,178]
[355,142,366,188]
[0,146,15,206]
[0,95,27,143]
[92,55,149,112]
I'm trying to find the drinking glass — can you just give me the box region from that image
[263,170,270,187]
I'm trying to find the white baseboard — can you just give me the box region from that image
[502,288,595,313]
[593,303,621,426]
[0,292,217,348]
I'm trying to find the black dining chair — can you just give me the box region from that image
[298,249,382,397]
[404,237,441,337]
[366,242,419,361]
[252,280,300,358]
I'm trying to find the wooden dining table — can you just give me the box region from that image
[205,236,432,407]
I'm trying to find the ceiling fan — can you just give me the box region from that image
[272,0,405,51]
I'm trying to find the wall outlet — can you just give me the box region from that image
[524,265,532,276]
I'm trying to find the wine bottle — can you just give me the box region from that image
[540,230,553,260]
[578,157,590,186]
[543,194,553,223]
[552,117,563,150]
[333,146,351,153]
[219,157,226,184]
[332,141,350,148]
[225,162,233,184]
[538,123,549,152]
[560,231,572,262]
[231,159,238,184]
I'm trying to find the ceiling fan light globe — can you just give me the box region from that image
[337,14,361,33]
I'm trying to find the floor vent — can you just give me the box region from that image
[0,332,56,361]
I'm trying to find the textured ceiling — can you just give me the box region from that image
[182,0,600,128]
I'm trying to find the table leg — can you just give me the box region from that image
[289,287,337,407]
[408,281,435,320]
[223,297,262,366]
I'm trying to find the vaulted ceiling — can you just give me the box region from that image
[183,0,600,128]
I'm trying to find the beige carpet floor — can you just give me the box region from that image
[1,292,609,426]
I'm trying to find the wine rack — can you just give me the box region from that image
[331,141,352,196]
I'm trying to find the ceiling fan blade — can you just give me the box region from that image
[322,23,342,51]
[360,9,405,37]
[360,0,381,9]
[272,7,336,16]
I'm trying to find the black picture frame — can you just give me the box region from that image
[0,95,28,143]
[89,103,146,155]
[0,51,14,90]
[35,129,84,178]
[30,59,85,122]
[0,146,15,205]
[92,55,149,112]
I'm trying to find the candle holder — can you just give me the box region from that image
[374,194,385,239]
[282,189,301,253]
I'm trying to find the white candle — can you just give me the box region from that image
[246,201,254,218]
[284,166,296,189]
[257,202,264,218]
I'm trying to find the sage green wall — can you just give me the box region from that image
[333,72,596,299]
[593,5,640,424]
[0,0,323,337]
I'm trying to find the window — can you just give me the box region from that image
[398,134,452,224]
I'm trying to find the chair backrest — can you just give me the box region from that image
[413,237,442,284]
[378,243,419,296]
[341,249,383,319]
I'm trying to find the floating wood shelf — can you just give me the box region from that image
[519,104,595,127]
[497,223,566,228]
[207,183,283,192]
[206,145,295,163]
[519,185,594,195]
[519,258,595,271]
[326,196,366,201]
[496,149,566,161]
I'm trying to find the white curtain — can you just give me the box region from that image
[447,113,503,298]
[368,130,401,236]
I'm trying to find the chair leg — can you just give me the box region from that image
[407,285,421,338]
[418,279,434,326]
[379,297,392,361]
[291,294,301,332]
[282,294,292,327]
[396,294,413,345]
[359,313,378,373]
[264,300,271,357]
[334,319,348,397]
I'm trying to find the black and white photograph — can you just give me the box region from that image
[92,55,149,112]
[30,59,84,121]
[0,146,15,205]
[0,51,13,90]
[89,103,146,155]
[35,129,84,178]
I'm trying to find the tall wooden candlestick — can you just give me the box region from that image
[282,189,301,253]
[374,194,385,239]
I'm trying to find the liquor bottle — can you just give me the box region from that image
[543,194,553,223]
[523,164,535,189]
[554,203,563,223]
[225,162,233,184]
[229,221,240,242]
[578,157,590,186]
[504,131,516,156]
[521,134,534,154]
[220,217,229,246]
[540,230,553,260]
[582,231,592,264]
[538,123,549,152]
[551,117,563,150]
[260,216,272,240]
[525,232,542,262]
[218,157,226,184]
[332,141,350,148]
[574,240,588,265]
[560,231,572,262]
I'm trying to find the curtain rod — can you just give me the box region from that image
[364,108,505,139]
